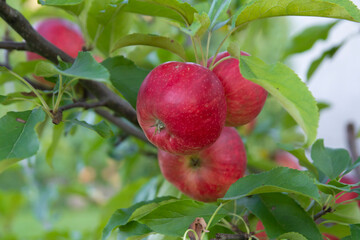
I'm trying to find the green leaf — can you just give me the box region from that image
[234,0,360,27]
[239,55,319,146]
[12,60,45,77]
[38,0,85,15]
[245,193,323,240]
[35,52,110,82]
[323,202,360,224]
[223,167,320,201]
[350,224,360,239]
[0,108,45,161]
[0,95,6,103]
[112,33,187,61]
[311,139,352,180]
[68,119,113,138]
[118,222,152,240]
[45,122,64,168]
[277,232,308,240]
[123,0,197,25]
[180,12,210,37]
[102,56,150,108]
[288,148,319,178]
[283,21,338,58]
[86,0,131,56]
[102,197,175,240]
[0,92,38,106]
[307,44,342,80]
[208,0,231,29]
[138,200,228,236]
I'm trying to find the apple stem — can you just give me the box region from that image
[191,36,200,64]
[183,229,199,240]
[197,37,205,66]
[201,202,228,239]
[205,31,212,66]
[209,56,232,70]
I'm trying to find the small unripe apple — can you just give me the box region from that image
[26,18,85,86]
[158,127,247,202]
[208,51,267,126]
[137,61,227,155]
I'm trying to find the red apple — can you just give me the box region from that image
[26,18,85,86]
[158,127,247,202]
[274,151,301,170]
[336,175,359,207]
[208,51,267,126]
[137,62,227,155]
[254,221,268,239]
[322,233,339,240]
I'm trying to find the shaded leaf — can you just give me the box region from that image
[288,148,319,178]
[102,197,175,240]
[38,0,85,15]
[138,200,228,236]
[68,119,113,138]
[277,232,307,240]
[283,21,338,58]
[323,202,360,224]
[35,52,110,82]
[350,224,360,239]
[223,167,320,201]
[102,56,149,108]
[245,193,323,239]
[86,0,131,56]
[0,108,45,161]
[311,139,352,180]
[112,33,187,61]
[239,55,319,146]
[123,0,197,25]
[234,0,360,27]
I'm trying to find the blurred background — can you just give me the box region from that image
[0,0,359,239]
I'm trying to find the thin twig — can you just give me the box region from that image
[58,100,108,112]
[346,122,360,178]
[0,40,29,51]
[210,233,249,240]
[313,206,333,221]
[0,1,139,127]
[95,109,150,144]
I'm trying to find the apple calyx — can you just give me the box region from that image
[152,119,166,134]
[189,156,201,169]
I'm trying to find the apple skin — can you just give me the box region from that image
[208,51,267,126]
[137,61,227,155]
[274,151,301,170]
[336,175,359,207]
[158,127,247,202]
[26,18,85,86]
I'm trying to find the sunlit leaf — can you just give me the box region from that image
[68,119,113,138]
[239,55,319,146]
[38,0,85,15]
[223,167,320,201]
[112,34,187,61]
[234,0,360,27]
[35,52,110,82]
[208,0,231,29]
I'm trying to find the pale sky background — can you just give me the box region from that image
[289,2,360,150]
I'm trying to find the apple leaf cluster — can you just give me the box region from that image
[0,0,360,240]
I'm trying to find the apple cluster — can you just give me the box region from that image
[137,52,268,202]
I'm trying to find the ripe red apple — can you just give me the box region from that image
[137,61,227,155]
[158,127,247,202]
[336,175,359,207]
[274,151,301,170]
[208,51,267,126]
[26,18,85,86]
